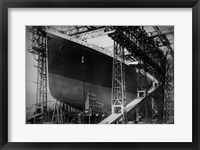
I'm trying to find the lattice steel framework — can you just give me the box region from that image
[107,26,166,82]
[153,26,174,57]
[29,26,48,122]
[108,26,174,123]
[163,53,174,123]
[111,41,126,119]
[47,26,105,37]
[136,28,148,97]
[32,26,174,123]
[73,27,107,40]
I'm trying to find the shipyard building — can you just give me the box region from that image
[26,26,174,124]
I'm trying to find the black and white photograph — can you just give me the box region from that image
[26,26,174,124]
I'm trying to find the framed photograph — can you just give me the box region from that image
[0,0,199,149]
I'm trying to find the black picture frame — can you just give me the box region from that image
[0,0,199,150]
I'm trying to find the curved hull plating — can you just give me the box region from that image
[48,34,137,111]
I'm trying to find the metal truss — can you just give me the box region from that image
[46,26,114,52]
[107,26,174,123]
[153,26,174,57]
[27,26,173,124]
[72,27,106,40]
[29,26,48,122]
[111,41,126,120]
[149,27,174,39]
[47,26,105,37]
[163,54,174,123]
[107,26,166,82]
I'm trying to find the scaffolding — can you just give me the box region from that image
[27,26,174,124]
[111,41,126,122]
[29,26,48,123]
[107,26,173,123]
[163,53,174,123]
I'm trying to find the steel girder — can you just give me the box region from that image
[163,54,174,123]
[28,26,48,122]
[47,26,106,37]
[107,26,174,123]
[107,26,166,82]
[111,41,126,120]
[153,26,174,57]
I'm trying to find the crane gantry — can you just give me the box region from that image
[27,26,174,124]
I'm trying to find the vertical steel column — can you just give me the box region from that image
[163,53,174,123]
[136,62,147,121]
[30,26,48,122]
[111,41,126,120]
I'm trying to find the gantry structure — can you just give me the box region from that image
[28,25,174,124]
[28,26,48,122]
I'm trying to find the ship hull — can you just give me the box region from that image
[48,34,137,111]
